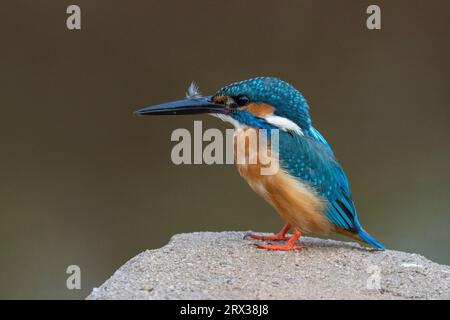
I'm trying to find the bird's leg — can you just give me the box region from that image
[244,224,291,241]
[256,229,302,251]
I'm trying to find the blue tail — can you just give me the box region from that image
[358,229,385,250]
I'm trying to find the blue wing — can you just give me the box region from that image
[278,130,357,231]
[278,128,384,249]
[308,126,334,155]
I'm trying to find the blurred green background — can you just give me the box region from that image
[0,1,449,299]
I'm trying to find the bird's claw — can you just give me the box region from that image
[243,232,253,240]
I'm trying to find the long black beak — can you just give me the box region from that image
[134,95,225,116]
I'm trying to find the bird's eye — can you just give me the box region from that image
[234,95,250,107]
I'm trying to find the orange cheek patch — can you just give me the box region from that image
[240,103,275,118]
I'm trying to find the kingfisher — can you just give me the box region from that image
[135,77,384,251]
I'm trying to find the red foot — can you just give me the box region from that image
[245,224,290,242]
[256,229,302,252]
[256,244,302,251]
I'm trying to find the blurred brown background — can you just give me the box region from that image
[0,0,449,299]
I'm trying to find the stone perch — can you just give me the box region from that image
[87,232,450,300]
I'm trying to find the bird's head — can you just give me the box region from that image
[135,77,311,135]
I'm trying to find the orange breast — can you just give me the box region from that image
[234,129,332,235]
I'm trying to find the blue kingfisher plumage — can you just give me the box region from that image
[135,77,385,251]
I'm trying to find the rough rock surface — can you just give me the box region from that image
[87,231,450,300]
